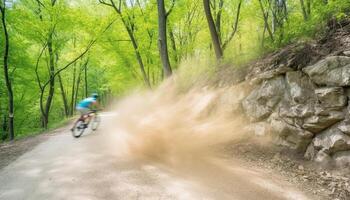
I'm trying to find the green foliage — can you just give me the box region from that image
[264,0,350,49]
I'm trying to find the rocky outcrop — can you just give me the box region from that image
[315,87,347,108]
[242,76,285,121]
[225,22,350,168]
[240,54,350,167]
[302,111,345,133]
[310,127,350,154]
[285,71,316,104]
[303,56,350,87]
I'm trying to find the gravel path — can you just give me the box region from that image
[0,113,317,200]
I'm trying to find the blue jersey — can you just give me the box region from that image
[77,97,96,108]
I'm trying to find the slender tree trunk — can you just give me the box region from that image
[127,30,150,87]
[100,1,151,87]
[70,66,76,116]
[221,0,242,50]
[306,0,311,17]
[84,62,88,98]
[271,0,276,33]
[203,0,223,60]
[74,66,83,113]
[55,52,69,117]
[157,0,172,77]
[169,28,179,63]
[0,4,14,140]
[261,23,267,48]
[118,16,151,87]
[215,0,224,44]
[58,73,69,117]
[258,0,274,41]
[42,32,55,128]
[300,0,309,21]
[124,20,151,87]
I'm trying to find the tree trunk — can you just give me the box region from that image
[169,27,179,64]
[0,4,14,140]
[258,0,274,41]
[37,0,58,128]
[271,0,276,33]
[123,20,151,87]
[261,23,267,48]
[58,73,69,117]
[203,0,223,60]
[70,65,76,116]
[42,32,56,128]
[100,1,151,87]
[55,51,69,117]
[300,0,309,21]
[157,0,172,77]
[118,15,151,87]
[221,0,242,50]
[84,62,88,98]
[74,66,83,113]
[306,0,311,17]
[215,0,224,44]
[125,25,151,87]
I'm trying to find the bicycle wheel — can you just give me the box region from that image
[72,120,86,138]
[91,114,101,131]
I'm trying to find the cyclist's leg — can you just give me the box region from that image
[84,108,93,124]
[77,107,90,128]
[76,107,89,125]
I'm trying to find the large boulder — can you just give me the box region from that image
[277,71,317,127]
[242,76,285,121]
[269,115,314,151]
[309,127,350,154]
[285,71,316,104]
[304,128,350,166]
[301,87,346,133]
[302,111,345,133]
[278,102,315,128]
[249,65,293,85]
[303,56,350,87]
[315,87,347,108]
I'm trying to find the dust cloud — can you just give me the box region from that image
[112,73,249,166]
[99,71,315,200]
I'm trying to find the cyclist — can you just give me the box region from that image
[73,93,100,129]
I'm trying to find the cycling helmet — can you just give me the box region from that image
[91,93,99,99]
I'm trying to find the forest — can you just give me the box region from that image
[0,0,349,140]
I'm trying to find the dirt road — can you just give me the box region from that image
[0,113,315,200]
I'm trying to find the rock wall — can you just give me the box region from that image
[233,20,350,168]
[242,56,350,164]
[240,55,350,167]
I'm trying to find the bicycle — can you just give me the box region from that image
[71,110,101,138]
